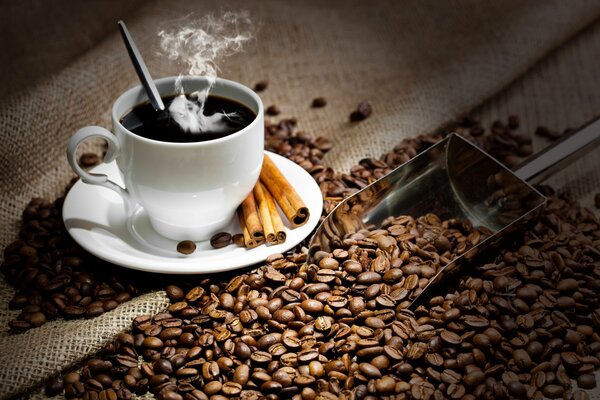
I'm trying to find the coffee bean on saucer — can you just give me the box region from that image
[232,233,245,247]
[176,240,196,255]
[254,81,268,92]
[312,97,327,108]
[210,232,232,249]
[350,100,372,122]
[266,105,280,116]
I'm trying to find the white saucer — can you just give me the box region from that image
[62,151,323,274]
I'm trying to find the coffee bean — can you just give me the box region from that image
[572,389,591,400]
[561,352,581,369]
[64,306,86,316]
[45,376,64,397]
[365,316,385,329]
[232,233,245,247]
[349,101,372,122]
[28,311,46,327]
[542,384,564,398]
[98,389,117,400]
[463,368,484,386]
[442,308,461,322]
[311,97,327,108]
[251,351,273,363]
[254,81,268,92]
[116,355,138,368]
[512,349,532,369]
[176,240,196,255]
[210,232,232,249]
[273,309,294,324]
[222,381,242,395]
[266,105,280,116]
[358,363,381,378]
[440,330,462,344]
[203,380,222,395]
[257,333,278,350]
[153,359,173,375]
[158,390,182,400]
[142,337,163,349]
[507,381,526,398]
[298,348,319,362]
[230,364,249,386]
[577,374,596,389]
[80,153,101,168]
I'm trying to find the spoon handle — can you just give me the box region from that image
[117,20,165,111]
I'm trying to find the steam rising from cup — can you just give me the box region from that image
[158,11,254,133]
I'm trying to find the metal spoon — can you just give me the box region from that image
[117,20,165,111]
[307,116,600,307]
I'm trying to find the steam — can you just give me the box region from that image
[158,11,254,133]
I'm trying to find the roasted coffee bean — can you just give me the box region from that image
[311,97,327,108]
[45,376,64,397]
[222,381,242,395]
[349,101,372,122]
[80,153,101,168]
[513,349,532,369]
[254,81,268,92]
[142,337,164,349]
[266,105,280,116]
[358,363,381,378]
[542,384,564,398]
[507,381,526,398]
[176,240,196,255]
[573,389,591,400]
[210,232,232,249]
[153,359,173,375]
[232,233,245,247]
[577,374,596,389]
[440,330,462,345]
[251,351,273,363]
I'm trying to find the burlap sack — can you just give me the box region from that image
[2,0,600,398]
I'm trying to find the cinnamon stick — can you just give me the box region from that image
[237,207,264,249]
[239,191,265,248]
[259,155,310,227]
[254,181,286,245]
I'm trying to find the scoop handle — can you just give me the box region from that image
[514,116,600,184]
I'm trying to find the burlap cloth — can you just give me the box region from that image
[2,1,600,398]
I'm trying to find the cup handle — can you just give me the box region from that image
[67,126,132,208]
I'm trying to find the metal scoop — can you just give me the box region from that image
[307,116,600,306]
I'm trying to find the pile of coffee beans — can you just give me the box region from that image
[0,195,166,331]
[2,99,598,399]
[45,187,599,400]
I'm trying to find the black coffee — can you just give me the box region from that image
[120,94,256,143]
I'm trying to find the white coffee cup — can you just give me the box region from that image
[67,76,264,241]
